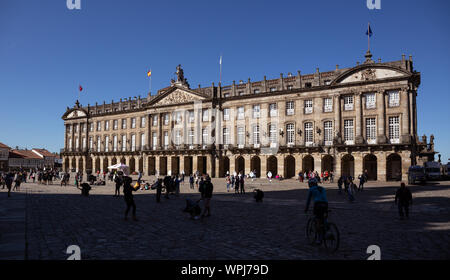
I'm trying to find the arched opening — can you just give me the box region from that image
[341,154,355,178]
[86,157,93,173]
[250,156,261,178]
[284,155,295,178]
[302,155,314,173]
[267,156,278,177]
[120,157,126,164]
[387,153,402,181]
[111,157,117,165]
[129,157,136,174]
[148,157,156,175]
[321,155,334,173]
[78,158,83,172]
[197,156,207,175]
[64,158,69,172]
[94,158,100,173]
[138,157,144,173]
[363,154,378,181]
[159,157,167,175]
[235,156,245,174]
[171,156,180,176]
[219,156,230,177]
[102,158,108,173]
[184,156,193,176]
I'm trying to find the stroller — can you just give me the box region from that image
[183,198,202,220]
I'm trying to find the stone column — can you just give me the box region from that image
[179,155,185,175]
[276,154,285,178]
[355,93,364,144]
[314,154,322,175]
[193,156,198,174]
[261,154,268,178]
[401,151,411,182]
[377,91,387,143]
[377,152,386,181]
[334,153,341,178]
[229,155,236,174]
[354,152,363,177]
[206,154,213,177]
[214,156,220,178]
[401,89,411,143]
[154,155,160,176]
[167,156,172,176]
[294,154,302,175]
[243,154,251,175]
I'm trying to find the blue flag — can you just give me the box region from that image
[366,25,373,37]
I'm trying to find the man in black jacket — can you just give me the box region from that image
[123,176,138,221]
[395,182,413,219]
[201,175,213,218]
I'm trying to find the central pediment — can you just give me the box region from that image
[332,65,410,85]
[147,86,207,107]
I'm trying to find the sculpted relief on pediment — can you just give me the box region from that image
[67,110,87,118]
[339,68,404,84]
[155,89,203,106]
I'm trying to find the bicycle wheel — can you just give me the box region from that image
[323,222,340,253]
[306,217,318,245]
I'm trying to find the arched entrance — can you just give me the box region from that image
[86,157,93,172]
[341,154,355,178]
[171,156,180,175]
[302,155,314,173]
[321,155,334,173]
[184,156,193,176]
[120,157,126,164]
[219,156,230,177]
[78,158,84,172]
[267,156,277,176]
[148,157,156,175]
[159,157,167,175]
[250,156,261,178]
[235,156,245,174]
[71,157,76,172]
[129,157,136,174]
[64,158,69,172]
[102,158,108,173]
[284,155,295,178]
[197,156,207,175]
[111,157,117,165]
[94,158,100,173]
[387,153,402,181]
[138,157,143,173]
[363,154,377,181]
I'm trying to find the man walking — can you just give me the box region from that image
[123,176,138,221]
[201,175,213,218]
[395,183,413,219]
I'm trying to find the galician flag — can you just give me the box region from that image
[366,23,373,37]
[147,70,152,77]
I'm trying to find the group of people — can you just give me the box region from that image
[225,172,246,194]
[298,170,334,183]
[0,171,23,197]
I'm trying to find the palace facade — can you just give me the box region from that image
[61,51,435,181]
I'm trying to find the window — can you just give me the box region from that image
[305,122,313,145]
[131,134,136,151]
[286,123,295,145]
[269,124,277,146]
[105,120,109,131]
[188,129,194,145]
[89,123,94,132]
[344,96,354,111]
[188,110,195,123]
[105,136,109,152]
[223,128,230,145]
[202,109,209,122]
[237,107,245,120]
[388,91,400,107]
[163,114,169,125]
[97,136,101,152]
[113,120,118,130]
[223,108,230,121]
[122,135,127,151]
[113,135,118,152]
[67,124,72,133]
[96,121,102,131]
[366,118,377,144]
[269,103,277,117]
[82,137,86,149]
[324,98,333,112]
[164,131,169,148]
[287,85,293,90]
[74,124,78,133]
[131,118,136,128]
[305,100,313,114]
[253,125,260,146]
[153,115,158,126]
[324,121,333,145]
[238,91,244,96]
[121,119,127,129]
[174,112,182,124]
[75,137,79,149]
[224,93,230,98]
[89,137,93,150]
[68,138,72,150]
[389,116,400,143]
[344,119,354,144]
[152,132,157,149]
[141,116,146,128]
[202,128,208,145]
[82,123,86,132]
[237,127,245,147]
[365,93,376,109]
[175,130,181,145]
[254,89,260,94]
[270,87,277,92]
[286,101,294,116]
[253,105,260,118]
[305,82,312,88]
[141,133,146,149]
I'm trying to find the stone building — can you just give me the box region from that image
[61,51,434,181]
[0,142,10,171]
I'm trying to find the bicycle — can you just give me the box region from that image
[305,210,340,253]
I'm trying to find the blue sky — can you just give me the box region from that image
[0,0,449,162]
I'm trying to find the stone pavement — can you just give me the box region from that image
[0,178,449,260]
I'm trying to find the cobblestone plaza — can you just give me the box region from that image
[1,178,449,260]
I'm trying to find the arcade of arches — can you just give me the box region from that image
[63,150,411,181]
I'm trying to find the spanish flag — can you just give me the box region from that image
[147,70,152,77]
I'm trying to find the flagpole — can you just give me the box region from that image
[219,54,222,85]
[368,22,370,51]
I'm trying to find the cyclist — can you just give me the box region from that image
[304,178,329,244]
